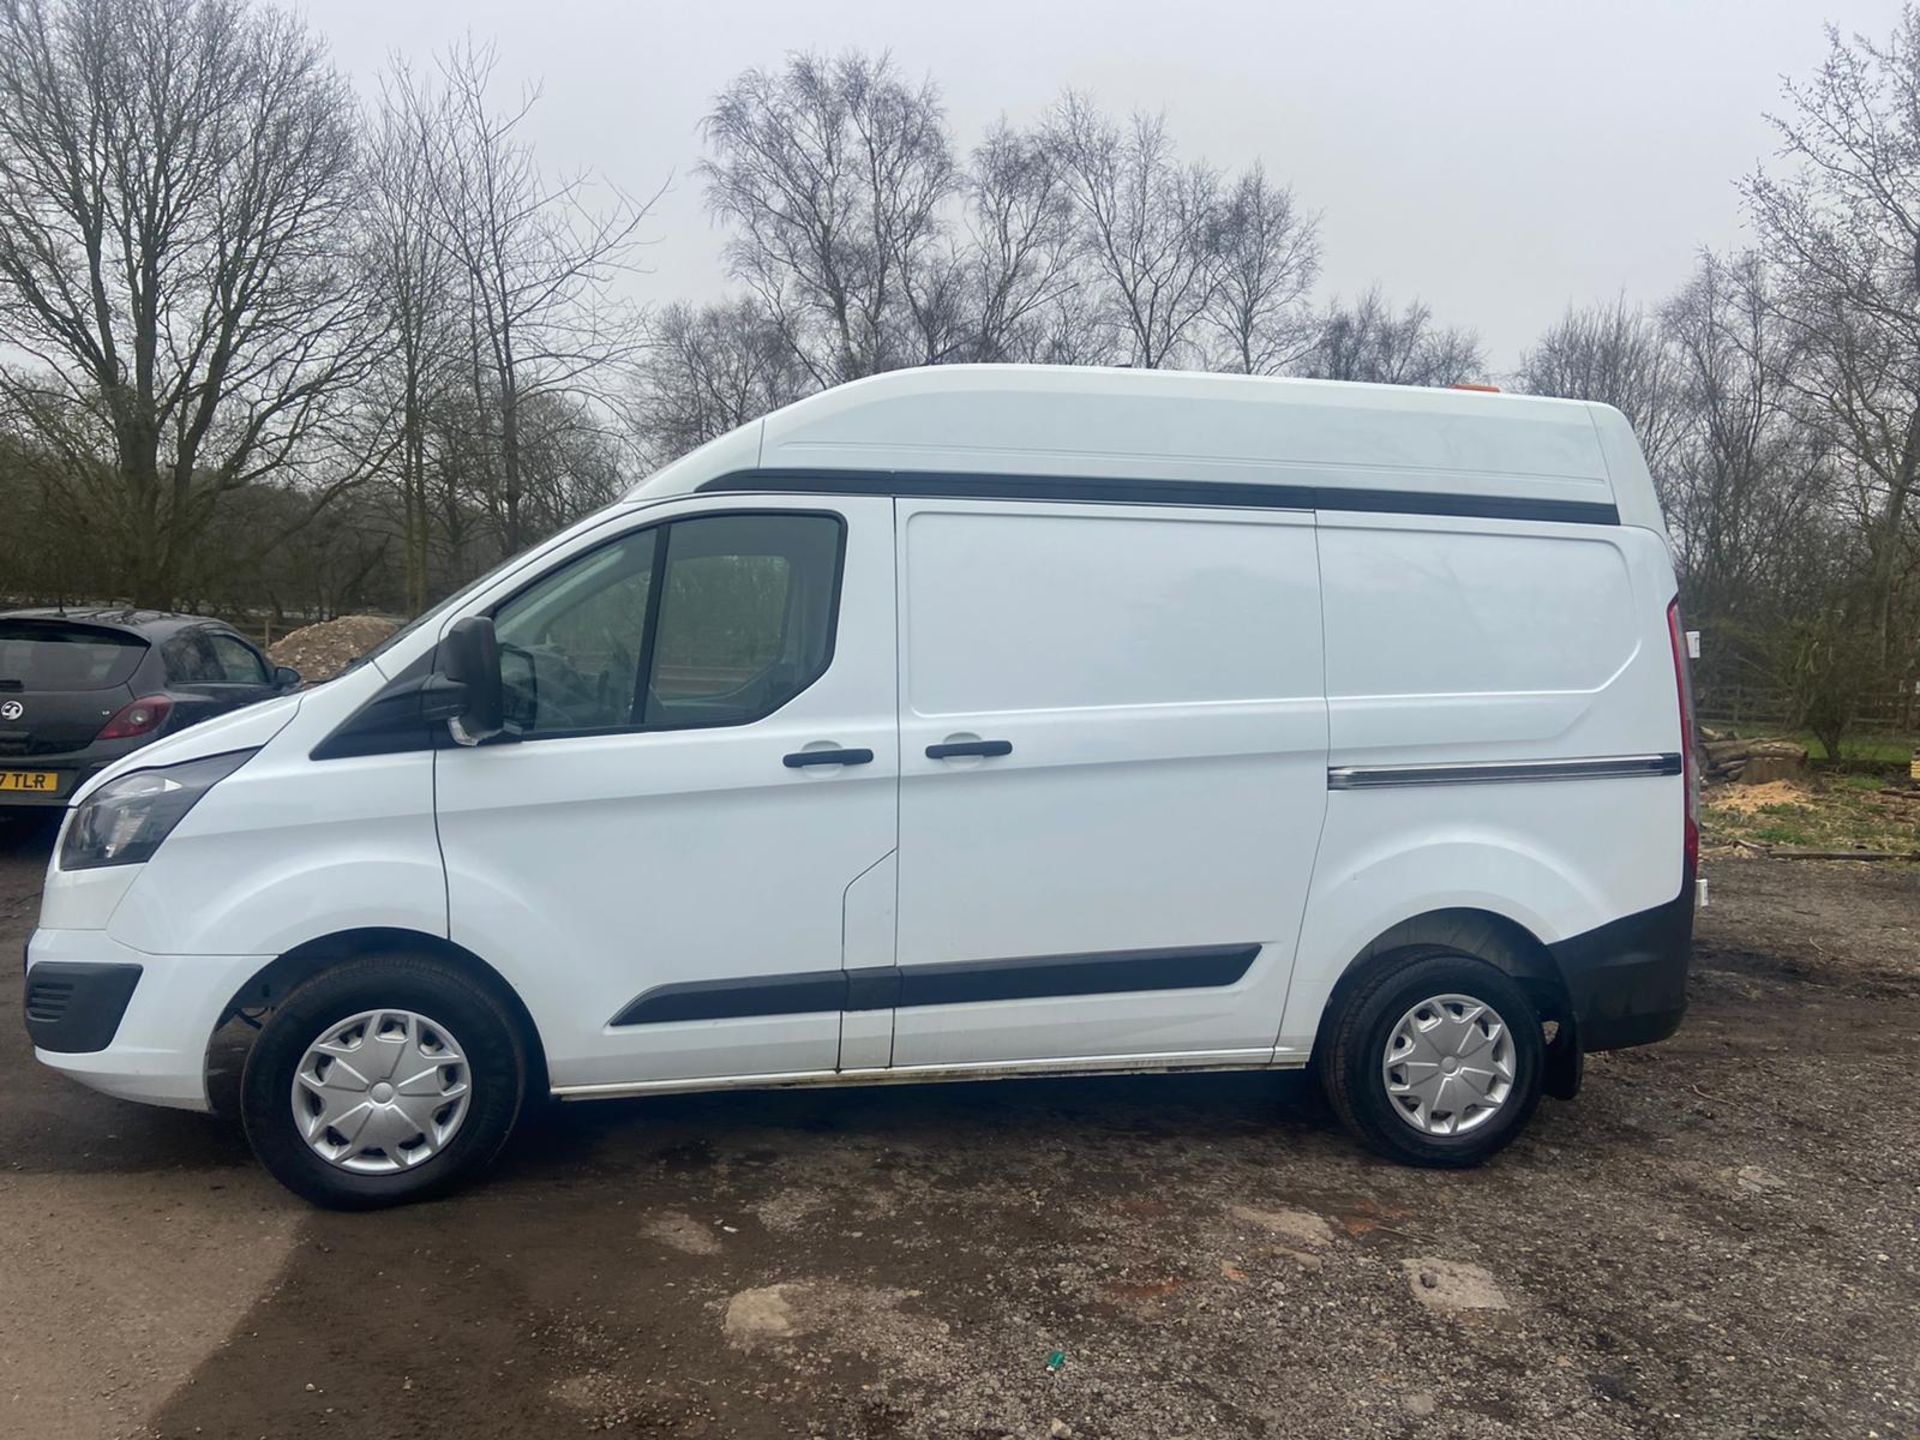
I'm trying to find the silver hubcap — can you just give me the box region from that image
[291,1008,472,1173]
[1382,993,1516,1136]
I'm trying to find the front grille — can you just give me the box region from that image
[25,975,75,1024]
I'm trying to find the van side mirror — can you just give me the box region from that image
[273,665,302,691]
[440,616,504,745]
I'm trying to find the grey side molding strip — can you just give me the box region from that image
[1327,753,1683,790]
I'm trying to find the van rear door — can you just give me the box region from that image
[886,499,1328,1070]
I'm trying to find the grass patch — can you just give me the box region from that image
[1834,773,1888,793]
[1788,731,1918,766]
[1703,774,1920,856]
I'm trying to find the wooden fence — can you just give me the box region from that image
[1694,680,1920,734]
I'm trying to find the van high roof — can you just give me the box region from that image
[627,365,1663,532]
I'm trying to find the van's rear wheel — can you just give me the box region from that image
[1321,950,1543,1167]
[241,955,528,1209]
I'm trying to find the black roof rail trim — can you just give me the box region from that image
[696,468,1622,527]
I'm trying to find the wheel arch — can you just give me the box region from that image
[1312,907,1570,1059]
[207,927,550,1106]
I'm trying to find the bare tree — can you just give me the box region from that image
[1015,285,1115,366]
[427,38,654,553]
[1043,96,1223,369]
[700,50,956,385]
[1296,288,1484,386]
[695,63,1327,377]
[955,120,1084,363]
[1654,248,1880,758]
[0,0,375,607]
[0,422,97,603]
[1742,10,1920,676]
[1517,297,1685,475]
[629,297,812,464]
[1206,164,1320,374]
[366,58,458,611]
[514,389,627,535]
[1659,252,1831,625]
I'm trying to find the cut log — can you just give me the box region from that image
[1698,737,1808,783]
[1739,741,1808,785]
[1760,848,1906,862]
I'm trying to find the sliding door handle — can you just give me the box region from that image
[926,739,1013,760]
[783,747,875,768]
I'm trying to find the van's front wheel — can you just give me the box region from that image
[240,955,529,1209]
[1321,950,1544,1167]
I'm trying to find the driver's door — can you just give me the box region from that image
[433,496,898,1093]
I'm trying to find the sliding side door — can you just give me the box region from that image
[888,499,1328,1070]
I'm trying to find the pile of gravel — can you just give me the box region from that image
[267,614,399,684]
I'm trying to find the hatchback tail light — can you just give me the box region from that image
[96,695,173,741]
[1665,598,1699,876]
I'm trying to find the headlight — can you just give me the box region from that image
[60,750,257,871]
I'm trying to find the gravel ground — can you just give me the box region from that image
[0,814,1915,1439]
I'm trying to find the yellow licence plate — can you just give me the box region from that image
[0,770,60,793]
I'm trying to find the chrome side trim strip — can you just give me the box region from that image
[552,1049,1302,1101]
[1327,753,1683,790]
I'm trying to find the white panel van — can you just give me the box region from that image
[24,367,1698,1208]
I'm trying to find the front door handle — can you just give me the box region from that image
[783,747,875,768]
[926,739,1013,760]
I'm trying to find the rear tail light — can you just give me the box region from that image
[96,695,172,741]
[1666,598,1699,876]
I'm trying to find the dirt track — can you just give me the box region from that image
[1,814,1916,1439]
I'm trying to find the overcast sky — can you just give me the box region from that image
[303,0,1903,371]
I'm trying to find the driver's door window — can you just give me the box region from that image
[494,530,657,736]
[489,513,842,738]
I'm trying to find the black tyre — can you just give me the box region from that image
[240,954,529,1209]
[1320,949,1544,1168]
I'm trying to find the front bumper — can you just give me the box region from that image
[25,928,271,1111]
[1549,873,1695,1052]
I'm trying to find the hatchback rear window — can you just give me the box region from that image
[0,621,147,691]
